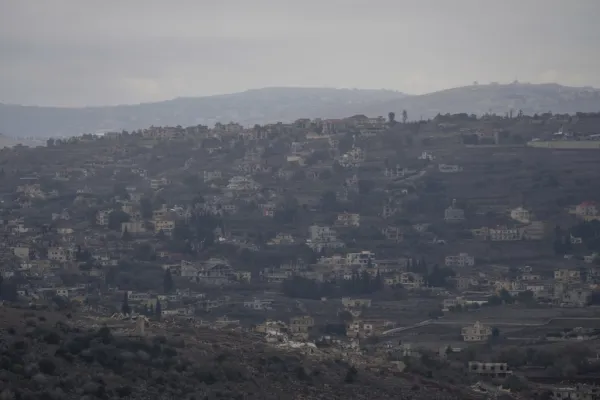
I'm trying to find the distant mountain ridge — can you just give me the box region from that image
[365,83,600,120]
[1,83,599,138]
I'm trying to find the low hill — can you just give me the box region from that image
[2,83,600,138]
[367,83,600,119]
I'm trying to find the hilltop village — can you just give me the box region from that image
[1,111,600,399]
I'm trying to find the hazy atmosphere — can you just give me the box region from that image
[3,2,600,399]
[1,0,599,107]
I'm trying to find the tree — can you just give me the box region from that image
[172,222,192,241]
[163,269,174,294]
[140,197,153,219]
[155,299,162,319]
[516,290,535,304]
[121,292,131,315]
[402,110,408,124]
[121,227,132,241]
[499,289,514,304]
[112,183,128,198]
[320,191,339,212]
[357,179,374,195]
[338,310,353,323]
[503,375,526,392]
[108,210,130,231]
[388,112,396,125]
[425,265,455,288]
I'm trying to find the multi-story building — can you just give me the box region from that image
[243,298,273,311]
[342,298,372,309]
[461,321,492,342]
[203,170,222,183]
[489,226,522,241]
[438,164,462,173]
[336,212,360,228]
[418,151,435,161]
[554,269,581,283]
[522,221,546,240]
[48,247,71,262]
[510,206,531,224]
[550,384,600,400]
[561,289,591,307]
[445,253,475,267]
[346,251,376,267]
[467,362,511,378]
[226,176,260,191]
[289,316,314,340]
[346,320,374,339]
[399,272,425,289]
[121,221,146,234]
[260,267,293,283]
[444,199,465,222]
[381,226,403,242]
[149,177,169,190]
[308,225,337,242]
[384,165,413,179]
[575,201,598,219]
[154,219,175,236]
[96,210,111,226]
[338,147,365,168]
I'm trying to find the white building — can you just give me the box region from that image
[570,234,583,244]
[554,269,581,283]
[226,176,260,191]
[154,219,175,236]
[96,210,112,226]
[510,207,530,224]
[308,225,338,242]
[336,213,360,227]
[203,170,222,183]
[445,253,475,267]
[489,227,522,241]
[461,321,492,342]
[346,251,376,267]
[149,177,169,190]
[243,298,273,311]
[399,272,424,289]
[384,165,414,179]
[438,164,462,173]
[48,247,70,262]
[575,201,598,218]
[418,151,435,161]
[444,200,465,222]
[338,147,365,168]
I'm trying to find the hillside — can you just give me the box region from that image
[0,306,480,400]
[2,83,600,138]
[0,88,406,138]
[366,83,600,119]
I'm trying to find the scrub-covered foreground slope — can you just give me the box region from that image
[0,307,482,400]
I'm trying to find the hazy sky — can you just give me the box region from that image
[1,0,599,107]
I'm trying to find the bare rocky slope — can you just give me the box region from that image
[2,83,598,138]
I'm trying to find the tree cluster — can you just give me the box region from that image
[282,272,384,300]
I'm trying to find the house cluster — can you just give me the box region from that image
[3,109,600,392]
